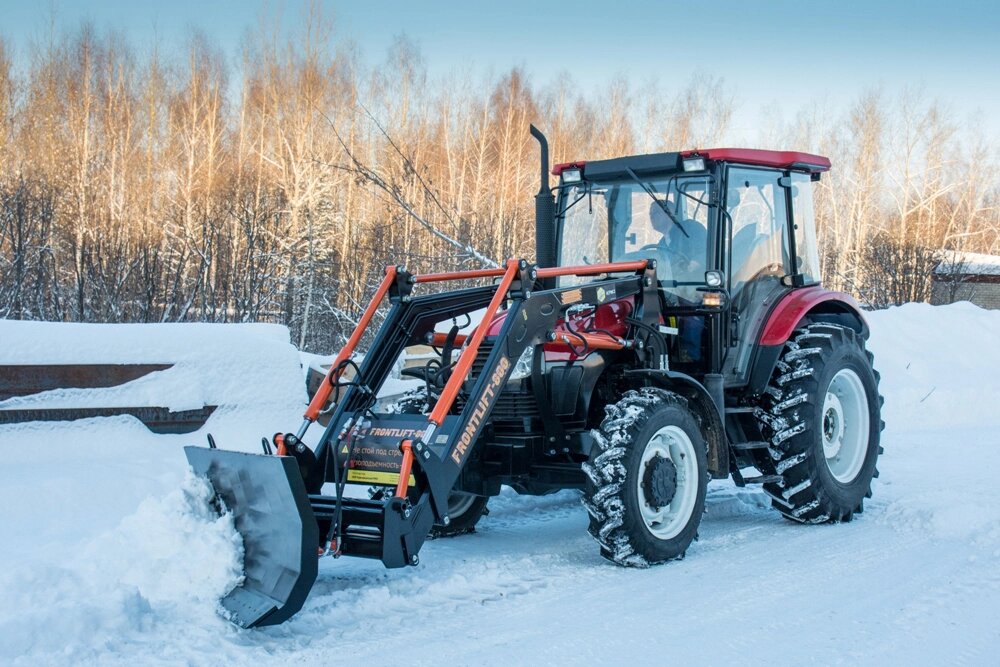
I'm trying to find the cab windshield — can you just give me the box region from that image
[556,175,712,299]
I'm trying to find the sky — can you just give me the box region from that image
[1,0,999,142]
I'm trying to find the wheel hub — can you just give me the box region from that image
[822,393,845,459]
[643,454,678,509]
[822,368,871,483]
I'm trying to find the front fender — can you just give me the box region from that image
[624,369,729,479]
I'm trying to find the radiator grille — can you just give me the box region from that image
[455,339,538,426]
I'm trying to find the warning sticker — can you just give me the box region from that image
[338,416,428,487]
[346,469,416,486]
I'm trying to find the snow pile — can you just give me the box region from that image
[867,301,1000,429]
[0,321,306,414]
[867,301,1000,540]
[0,473,243,664]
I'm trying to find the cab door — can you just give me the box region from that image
[722,165,793,384]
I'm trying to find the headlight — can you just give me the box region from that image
[509,345,535,380]
[704,270,724,288]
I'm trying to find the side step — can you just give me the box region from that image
[731,440,769,451]
[742,474,782,484]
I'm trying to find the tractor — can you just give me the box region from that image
[186,126,883,628]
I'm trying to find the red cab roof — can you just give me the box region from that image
[553,148,830,176]
[680,148,831,172]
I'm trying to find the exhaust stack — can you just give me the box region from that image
[530,125,556,288]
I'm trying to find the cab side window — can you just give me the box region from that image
[790,172,822,283]
[727,168,790,296]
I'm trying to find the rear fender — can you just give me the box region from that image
[748,287,868,393]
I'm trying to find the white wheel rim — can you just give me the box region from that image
[822,368,870,483]
[637,425,699,540]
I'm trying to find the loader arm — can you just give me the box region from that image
[186,258,658,628]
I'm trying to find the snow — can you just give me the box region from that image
[2,304,999,665]
[933,250,1000,276]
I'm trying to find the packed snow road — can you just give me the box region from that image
[1,302,998,665]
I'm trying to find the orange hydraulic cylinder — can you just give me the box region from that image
[550,331,626,351]
[427,259,520,427]
[426,331,469,347]
[395,440,414,498]
[414,267,508,283]
[535,260,648,279]
[304,266,398,422]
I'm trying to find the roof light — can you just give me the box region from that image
[682,157,706,172]
[561,168,582,183]
[705,270,724,288]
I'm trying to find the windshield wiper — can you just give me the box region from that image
[625,167,688,238]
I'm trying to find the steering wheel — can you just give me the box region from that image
[639,242,694,268]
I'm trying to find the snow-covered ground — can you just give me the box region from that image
[1,303,999,665]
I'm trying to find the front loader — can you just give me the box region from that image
[187,127,884,628]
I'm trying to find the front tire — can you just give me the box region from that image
[753,323,884,523]
[583,388,708,566]
[429,492,489,537]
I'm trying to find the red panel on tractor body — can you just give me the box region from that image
[552,161,587,176]
[483,298,633,361]
[542,298,633,361]
[760,286,865,346]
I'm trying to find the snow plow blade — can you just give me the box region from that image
[184,446,319,628]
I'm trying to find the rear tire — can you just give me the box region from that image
[583,388,708,566]
[753,323,884,523]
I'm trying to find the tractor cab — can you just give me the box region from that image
[551,149,830,381]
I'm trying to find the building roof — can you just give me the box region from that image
[934,251,1000,276]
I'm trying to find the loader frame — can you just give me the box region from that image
[187,257,662,627]
[306,259,659,561]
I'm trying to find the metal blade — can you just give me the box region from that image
[184,446,319,628]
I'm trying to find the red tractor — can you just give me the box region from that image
[186,126,883,627]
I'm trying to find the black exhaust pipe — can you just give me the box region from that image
[530,125,556,289]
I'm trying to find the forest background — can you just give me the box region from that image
[1,10,996,350]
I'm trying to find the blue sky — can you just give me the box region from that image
[2,0,998,140]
